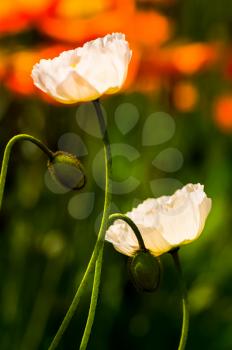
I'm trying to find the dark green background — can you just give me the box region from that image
[0,0,232,349]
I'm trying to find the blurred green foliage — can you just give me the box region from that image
[1,0,232,349]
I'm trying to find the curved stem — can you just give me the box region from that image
[79,100,111,350]
[171,250,189,350]
[48,100,112,350]
[48,249,98,350]
[109,213,146,251]
[80,211,147,349]
[0,134,53,210]
[79,245,104,350]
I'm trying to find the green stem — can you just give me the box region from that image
[171,250,189,350]
[79,100,111,350]
[79,245,104,350]
[48,251,97,350]
[109,213,146,251]
[80,211,148,349]
[48,100,112,350]
[0,134,53,210]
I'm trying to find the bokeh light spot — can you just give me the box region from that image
[68,192,95,220]
[58,133,88,157]
[114,102,139,135]
[142,112,175,146]
[152,147,183,172]
[150,178,183,197]
[76,102,107,138]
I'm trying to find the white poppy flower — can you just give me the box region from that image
[106,184,212,257]
[31,33,132,103]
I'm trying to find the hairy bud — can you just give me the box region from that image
[128,251,161,292]
[48,151,86,190]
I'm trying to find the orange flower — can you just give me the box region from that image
[52,0,133,18]
[149,42,218,75]
[32,0,171,96]
[214,95,232,132]
[123,11,171,48]
[39,0,132,41]
[0,55,6,81]
[123,45,141,90]
[126,41,218,94]
[128,52,161,93]
[5,51,37,95]
[0,3,28,34]
[39,0,170,49]
[169,43,217,74]
[5,45,70,96]
[1,0,172,98]
[0,0,56,34]
[137,0,176,6]
[224,49,232,80]
[172,81,198,112]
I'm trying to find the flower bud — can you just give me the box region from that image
[48,151,86,190]
[128,251,161,292]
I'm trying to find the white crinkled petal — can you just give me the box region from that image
[31,33,131,103]
[194,192,212,237]
[106,183,211,257]
[55,71,100,103]
[76,33,131,94]
[135,226,172,256]
[105,220,139,257]
[32,49,87,103]
[156,184,211,245]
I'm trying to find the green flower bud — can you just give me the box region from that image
[48,151,86,190]
[128,251,161,293]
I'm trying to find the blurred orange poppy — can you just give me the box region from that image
[137,0,176,6]
[214,95,232,132]
[0,55,6,81]
[128,52,161,93]
[0,0,56,34]
[4,45,70,96]
[172,81,198,112]
[0,0,173,98]
[39,0,170,49]
[224,49,232,81]
[52,0,134,18]
[39,0,132,42]
[123,45,141,90]
[124,11,171,48]
[127,42,218,95]
[149,42,218,76]
[0,4,28,34]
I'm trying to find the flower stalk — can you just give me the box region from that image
[109,213,146,251]
[79,246,104,350]
[0,134,53,210]
[79,99,112,350]
[49,99,112,350]
[171,250,189,350]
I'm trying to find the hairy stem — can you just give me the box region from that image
[49,100,112,350]
[109,213,146,251]
[171,250,189,350]
[0,134,53,210]
[79,246,104,350]
[79,100,112,350]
